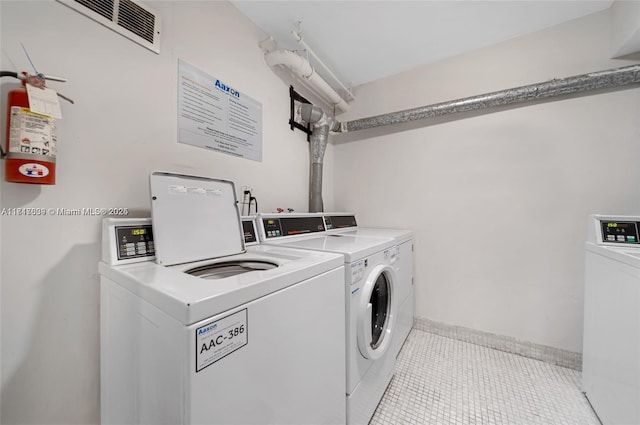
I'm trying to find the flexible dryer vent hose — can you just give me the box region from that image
[309,124,329,213]
[300,104,339,213]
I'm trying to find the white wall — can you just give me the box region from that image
[0,1,332,423]
[611,0,640,57]
[333,9,640,353]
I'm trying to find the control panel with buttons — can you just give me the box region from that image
[601,221,640,245]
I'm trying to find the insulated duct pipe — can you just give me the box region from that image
[265,50,350,113]
[309,125,329,213]
[300,104,340,212]
[340,64,640,132]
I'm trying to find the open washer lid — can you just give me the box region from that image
[150,171,244,266]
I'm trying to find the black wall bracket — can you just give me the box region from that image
[289,86,312,142]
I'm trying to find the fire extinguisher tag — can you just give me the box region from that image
[25,83,63,119]
[9,107,57,158]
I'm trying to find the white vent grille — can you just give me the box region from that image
[57,0,161,54]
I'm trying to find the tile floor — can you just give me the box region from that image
[370,329,601,425]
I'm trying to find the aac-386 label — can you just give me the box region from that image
[195,309,248,372]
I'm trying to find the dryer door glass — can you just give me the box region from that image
[370,273,390,349]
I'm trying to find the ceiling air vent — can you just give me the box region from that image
[57,0,161,54]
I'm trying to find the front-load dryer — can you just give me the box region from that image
[98,173,346,425]
[324,213,414,360]
[257,213,398,425]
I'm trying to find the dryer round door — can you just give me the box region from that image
[357,264,396,360]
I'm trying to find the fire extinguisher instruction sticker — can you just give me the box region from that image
[9,107,57,158]
[195,308,248,372]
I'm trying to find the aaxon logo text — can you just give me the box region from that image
[198,323,217,335]
[215,79,240,98]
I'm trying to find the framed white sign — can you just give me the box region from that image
[178,59,263,161]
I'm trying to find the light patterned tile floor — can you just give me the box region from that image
[370,329,600,425]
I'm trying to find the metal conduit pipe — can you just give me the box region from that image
[339,64,640,132]
[265,49,350,113]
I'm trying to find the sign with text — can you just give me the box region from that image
[195,309,248,372]
[178,59,262,161]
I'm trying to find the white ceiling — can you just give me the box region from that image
[230,1,614,90]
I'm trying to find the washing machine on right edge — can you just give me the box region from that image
[583,214,640,425]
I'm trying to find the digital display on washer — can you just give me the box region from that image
[325,215,357,229]
[115,225,155,260]
[600,221,639,244]
[262,217,325,239]
[242,220,257,244]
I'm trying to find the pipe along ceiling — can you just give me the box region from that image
[295,63,640,212]
[340,64,640,132]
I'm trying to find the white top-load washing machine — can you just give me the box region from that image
[323,213,414,360]
[582,214,640,425]
[257,213,398,425]
[98,173,347,425]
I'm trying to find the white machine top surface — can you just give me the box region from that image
[150,172,244,266]
[586,214,640,268]
[99,244,344,325]
[263,233,393,262]
[586,245,640,268]
[262,212,413,243]
[257,213,397,261]
[329,227,413,243]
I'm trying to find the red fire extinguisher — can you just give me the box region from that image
[2,71,58,184]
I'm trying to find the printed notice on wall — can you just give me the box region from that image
[178,59,262,161]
